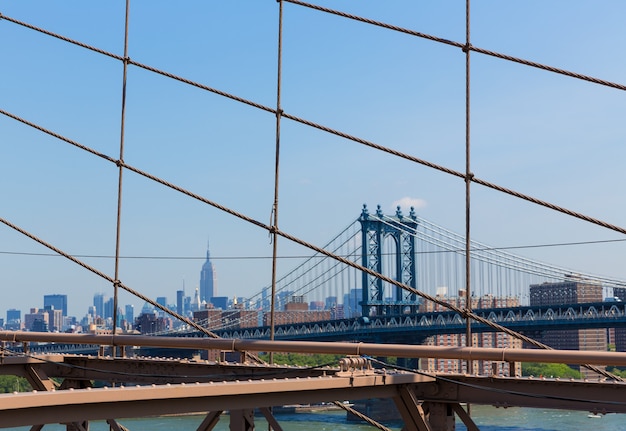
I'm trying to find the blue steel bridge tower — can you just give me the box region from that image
[359,204,419,317]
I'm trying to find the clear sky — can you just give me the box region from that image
[1,1,626,319]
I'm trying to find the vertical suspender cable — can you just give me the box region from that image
[113,0,131,348]
[464,0,473,374]
[269,0,284,365]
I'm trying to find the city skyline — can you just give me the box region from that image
[2,2,626,324]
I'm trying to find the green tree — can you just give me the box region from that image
[607,367,626,378]
[259,353,343,367]
[0,375,32,393]
[521,362,582,379]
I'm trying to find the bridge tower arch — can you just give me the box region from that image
[359,204,419,316]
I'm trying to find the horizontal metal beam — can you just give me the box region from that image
[417,375,626,414]
[0,372,429,428]
[2,331,626,366]
[0,355,337,385]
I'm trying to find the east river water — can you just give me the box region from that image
[6,406,626,430]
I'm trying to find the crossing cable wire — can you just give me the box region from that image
[269,0,284,362]
[282,0,626,92]
[464,0,473,368]
[1,6,623,377]
[112,0,131,343]
[2,12,626,238]
[383,214,626,289]
[0,217,221,340]
[0,127,615,378]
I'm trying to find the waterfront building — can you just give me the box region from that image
[529,277,605,378]
[222,309,258,329]
[609,287,626,352]
[193,308,223,330]
[199,243,217,303]
[422,291,522,376]
[262,309,332,326]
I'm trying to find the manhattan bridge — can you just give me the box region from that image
[2,1,626,430]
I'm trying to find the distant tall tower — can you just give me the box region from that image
[199,242,217,303]
[43,294,68,316]
[93,293,105,318]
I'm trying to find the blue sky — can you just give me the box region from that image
[1,1,626,319]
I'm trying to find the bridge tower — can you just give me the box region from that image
[359,204,419,316]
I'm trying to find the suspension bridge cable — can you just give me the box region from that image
[1,235,625,259]
[2,12,626,238]
[0,217,230,345]
[112,0,131,342]
[282,0,626,92]
[384,214,626,289]
[2,4,625,379]
[269,0,285,362]
[464,0,473,367]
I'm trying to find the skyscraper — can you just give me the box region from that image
[199,243,217,303]
[176,289,184,315]
[125,304,134,325]
[44,294,68,316]
[93,293,105,318]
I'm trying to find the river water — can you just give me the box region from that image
[6,406,626,430]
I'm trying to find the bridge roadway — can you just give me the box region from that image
[16,301,626,357]
[2,336,626,430]
[206,301,626,343]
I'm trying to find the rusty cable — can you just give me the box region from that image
[0,216,220,340]
[464,0,473,373]
[2,13,626,236]
[332,401,393,431]
[0,107,622,377]
[112,0,131,342]
[1,6,624,379]
[282,0,626,92]
[269,0,284,365]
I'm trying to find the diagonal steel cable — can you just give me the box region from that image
[2,5,623,380]
[2,13,626,237]
[5,102,624,240]
[282,0,626,92]
[0,108,618,378]
[0,217,220,340]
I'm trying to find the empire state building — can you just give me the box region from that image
[199,244,217,303]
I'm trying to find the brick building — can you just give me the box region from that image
[421,291,522,376]
[529,278,606,378]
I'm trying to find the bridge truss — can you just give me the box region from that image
[3,332,626,430]
[2,0,626,430]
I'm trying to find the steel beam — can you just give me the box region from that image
[196,411,222,431]
[0,372,429,428]
[3,331,626,366]
[259,408,283,431]
[415,375,626,414]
